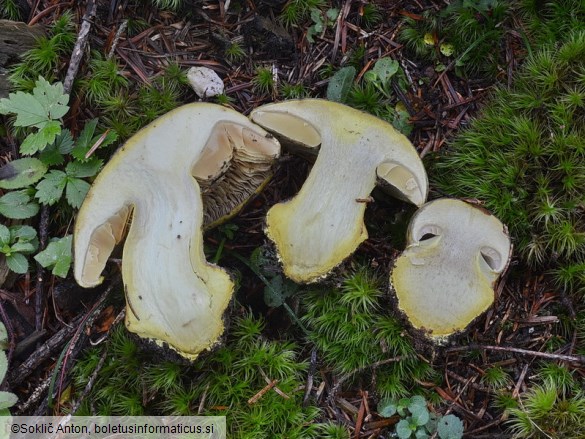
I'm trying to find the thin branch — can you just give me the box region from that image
[447,344,585,364]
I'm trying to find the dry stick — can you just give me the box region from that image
[34,206,49,332]
[447,344,585,365]
[303,348,317,407]
[63,0,97,94]
[8,312,85,386]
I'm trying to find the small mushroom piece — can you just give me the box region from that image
[391,198,512,339]
[250,99,428,283]
[74,103,280,359]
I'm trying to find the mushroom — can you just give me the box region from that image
[74,103,280,359]
[250,99,428,283]
[391,198,512,339]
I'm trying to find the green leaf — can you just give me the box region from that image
[0,391,17,410]
[31,77,69,120]
[410,405,430,427]
[437,414,464,439]
[0,158,48,189]
[6,252,28,274]
[34,235,72,278]
[415,430,429,439]
[71,119,98,160]
[66,159,102,178]
[326,66,356,103]
[0,225,9,246]
[10,241,36,254]
[396,419,413,439]
[409,395,427,410]
[263,275,300,307]
[372,57,399,84]
[10,225,37,242]
[55,129,75,154]
[35,170,67,205]
[326,8,339,21]
[65,177,90,209]
[38,129,74,165]
[0,77,68,127]
[0,322,7,349]
[0,90,46,126]
[378,398,398,418]
[20,120,62,155]
[392,107,412,136]
[0,190,40,219]
[0,351,6,382]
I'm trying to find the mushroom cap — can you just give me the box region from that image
[391,198,512,338]
[74,103,279,358]
[251,99,428,283]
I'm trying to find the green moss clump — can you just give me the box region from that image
[520,0,585,47]
[433,32,585,295]
[72,314,327,438]
[399,1,508,77]
[507,363,585,438]
[301,268,437,399]
[9,12,76,92]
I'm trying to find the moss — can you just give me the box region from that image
[433,32,585,295]
[72,314,324,437]
[301,268,438,399]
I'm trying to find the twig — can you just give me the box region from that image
[70,346,108,414]
[303,348,317,407]
[63,0,97,94]
[8,313,84,386]
[248,380,278,405]
[107,20,128,60]
[34,205,49,332]
[447,344,585,364]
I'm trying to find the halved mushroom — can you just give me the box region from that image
[391,198,512,339]
[250,99,428,283]
[74,103,280,359]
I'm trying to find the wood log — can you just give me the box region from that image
[0,20,45,97]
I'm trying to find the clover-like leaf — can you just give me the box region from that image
[396,419,414,439]
[437,414,464,439]
[378,398,398,418]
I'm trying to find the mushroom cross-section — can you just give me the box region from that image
[391,198,512,339]
[250,99,428,283]
[74,103,280,359]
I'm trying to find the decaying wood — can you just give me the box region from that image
[0,20,45,98]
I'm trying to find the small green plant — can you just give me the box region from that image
[0,78,117,278]
[0,0,22,20]
[378,395,464,439]
[151,0,184,11]
[327,57,413,135]
[0,322,18,421]
[301,268,436,398]
[507,380,585,438]
[9,12,76,92]
[0,225,38,274]
[399,1,508,77]
[306,8,339,43]
[520,0,585,47]
[224,42,246,63]
[481,365,512,390]
[434,32,585,296]
[358,4,382,29]
[252,67,275,95]
[280,82,309,99]
[280,0,326,28]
